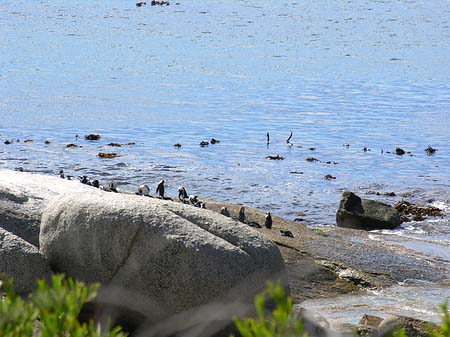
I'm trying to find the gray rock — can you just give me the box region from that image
[378,315,435,337]
[40,192,286,325]
[336,191,401,230]
[0,228,51,294]
[0,170,94,246]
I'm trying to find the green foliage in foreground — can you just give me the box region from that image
[0,274,127,337]
[430,302,450,337]
[232,281,306,337]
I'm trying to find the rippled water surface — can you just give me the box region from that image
[2,0,450,323]
[1,0,450,226]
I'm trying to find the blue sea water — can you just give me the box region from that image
[1,0,450,318]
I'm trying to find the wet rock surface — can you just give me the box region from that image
[336,191,401,230]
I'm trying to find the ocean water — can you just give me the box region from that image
[1,0,450,322]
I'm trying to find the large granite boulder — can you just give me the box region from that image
[0,170,93,246]
[0,228,51,294]
[336,191,401,230]
[40,192,286,330]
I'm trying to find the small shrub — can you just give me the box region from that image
[0,274,126,337]
[430,301,450,337]
[232,281,306,337]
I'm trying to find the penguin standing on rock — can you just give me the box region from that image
[238,207,246,223]
[264,212,272,229]
[220,207,230,217]
[178,186,188,200]
[156,180,165,198]
[138,184,150,196]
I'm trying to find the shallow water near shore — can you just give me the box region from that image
[1,0,450,324]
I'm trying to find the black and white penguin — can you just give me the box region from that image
[220,207,230,217]
[138,184,150,196]
[264,212,272,229]
[238,207,246,223]
[156,180,165,198]
[178,186,188,200]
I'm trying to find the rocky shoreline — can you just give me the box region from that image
[1,169,448,336]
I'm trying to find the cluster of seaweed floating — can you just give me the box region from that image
[136,1,170,7]
[1,131,440,185]
[394,200,444,222]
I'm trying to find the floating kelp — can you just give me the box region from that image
[394,201,443,221]
[84,134,101,140]
[98,152,120,159]
[151,0,169,5]
[66,143,79,148]
[266,155,285,160]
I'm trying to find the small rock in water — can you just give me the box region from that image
[266,155,284,160]
[395,147,406,155]
[425,145,437,155]
[84,134,101,140]
[324,174,336,180]
[107,143,122,147]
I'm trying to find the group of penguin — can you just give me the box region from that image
[137,179,206,208]
[59,170,294,237]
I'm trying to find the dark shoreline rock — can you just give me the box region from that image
[336,191,401,230]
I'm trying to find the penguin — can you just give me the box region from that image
[59,170,65,179]
[238,207,246,223]
[138,184,150,196]
[80,176,89,185]
[178,186,188,200]
[109,180,118,193]
[220,207,230,217]
[156,180,165,198]
[92,179,100,188]
[264,212,272,229]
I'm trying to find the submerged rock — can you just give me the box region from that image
[0,228,50,294]
[395,147,406,155]
[85,134,101,140]
[336,191,401,230]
